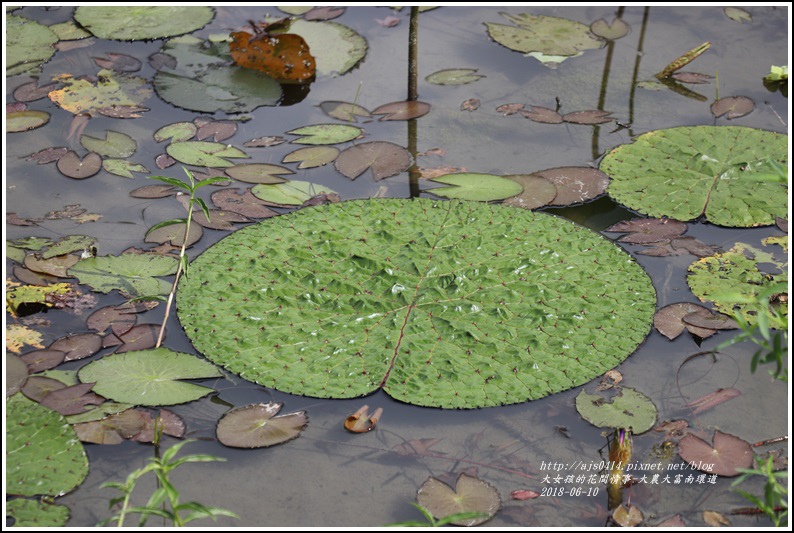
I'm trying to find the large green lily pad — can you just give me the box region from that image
[6,15,58,77]
[575,387,657,434]
[178,199,656,408]
[600,126,788,227]
[6,393,89,497]
[74,6,214,40]
[5,498,70,527]
[68,253,178,297]
[287,19,367,76]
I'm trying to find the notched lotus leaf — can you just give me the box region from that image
[533,166,609,206]
[50,332,103,362]
[225,163,293,184]
[601,126,787,227]
[288,124,362,145]
[563,110,614,125]
[177,199,656,408]
[212,188,279,219]
[166,141,249,168]
[56,151,103,179]
[154,121,198,143]
[115,324,161,353]
[653,302,717,340]
[416,473,501,526]
[40,382,105,415]
[589,18,630,40]
[371,101,431,121]
[319,101,371,122]
[74,6,214,40]
[251,180,340,207]
[7,353,29,397]
[67,253,178,297]
[575,387,657,434]
[677,430,754,476]
[79,130,136,158]
[6,394,89,497]
[426,68,485,85]
[77,348,222,406]
[613,503,644,527]
[7,110,50,132]
[503,174,558,210]
[229,29,316,84]
[710,96,755,120]
[283,146,340,169]
[520,106,563,124]
[335,141,412,180]
[605,218,688,245]
[216,402,308,448]
[429,173,523,202]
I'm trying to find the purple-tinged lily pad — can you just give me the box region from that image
[72,408,149,444]
[192,208,251,231]
[7,354,29,397]
[13,81,59,102]
[304,6,346,21]
[502,174,558,210]
[87,305,137,336]
[520,106,563,123]
[496,103,525,116]
[130,184,178,199]
[216,402,308,448]
[671,71,713,84]
[92,52,142,73]
[40,382,105,416]
[335,141,413,180]
[605,217,688,244]
[416,473,501,526]
[115,324,161,353]
[50,332,103,362]
[533,166,609,206]
[371,100,431,121]
[20,349,67,373]
[677,430,754,476]
[563,110,614,125]
[461,98,481,111]
[653,302,717,340]
[21,376,67,403]
[155,153,177,169]
[27,147,68,165]
[56,151,103,179]
[211,188,279,219]
[197,120,238,142]
[130,408,186,442]
[710,96,755,120]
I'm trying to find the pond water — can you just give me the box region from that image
[4,5,790,528]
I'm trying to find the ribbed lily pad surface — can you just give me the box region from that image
[601,126,787,227]
[178,199,655,408]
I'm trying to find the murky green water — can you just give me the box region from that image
[4,5,789,528]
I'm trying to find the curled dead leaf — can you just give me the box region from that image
[344,404,383,433]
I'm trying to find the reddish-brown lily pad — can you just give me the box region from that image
[130,184,178,198]
[532,166,609,205]
[211,188,279,219]
[502,174,558,210]
[677,430,754,476]
[72,408,150,445]
[56,151,102,179]
[196,120,238,142]
[92,52,142,73]
[520,106,563,124]
[371,100,431,121]
[7,354,29,397]
[40,382,105,416]
[21,376,67,403]
[562,110,614,125]
[653,302,718,340]
[87,305,138,336]
[27,147,69,165]
[496,103,525,116]
[710,96,755,120]
[334,141,413,180]
[50,332,103,361]
[20,349,67,373]
[216,402,308,448]
[604,217,688,244]
[114,324,161,353]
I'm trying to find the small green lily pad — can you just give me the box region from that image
[68,253,178,297]
[428,173,524,202]
[6,110,50,132]
[77,348,223,406]
[288,124,362,145]
[216,402,308,448]
[283,146,340,169]
[79,130,137,158]
[166,141,249,168]
[251,181,340,207]
[575,387,657,434]
[426,69,485,86]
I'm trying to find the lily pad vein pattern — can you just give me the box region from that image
[178,199,656,408]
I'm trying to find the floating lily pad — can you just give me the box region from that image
[24,253,80,277]
[283,146,340,169]
[287,19,368,76]
[114,324,162,353]
[562,110,614,125]
[48,69,152,118]
[6,393,89,497]
[7,110,50,132]
[653,302,718,340]
[177,199,656,408]
[520,106,563,124]
[575,387,657,434]
[604,218,688,245]
[589,18,631,40]
[216,402,308,448]
[154,121,198,143]
[502,174,558,210]
[5,498,70,527]
[687,242,788,326]
[197,120,237,142]
[74,6,214,40]
[485,12,604,64]
[50,332,103,361]
[319,101,371,122]
[710,96,755,120]
[40,382,105,416]
[225,163,292,184]
[212,188,279,218]
[724,7,752,23]
[6,324,45,354]
[334,141,413,180]
[428,173,523,202]
[7,354,29,397]
[103,159,148,179]
[166,141,249,168]
[288,124,362,145]
[43,235,97,259]
[371,101,431,121]
[678,430,754,476]
[532,167,610,206]
[153,36,282,113]
[79,130,136,158]
[251,181,340,207]
[426,68,485,85]
[6,15,58,76]
[77,348,223,406]
[21,349,67,373]
[93,52,142,73]
[600,126,788,227]
[55,151,103,180]
[145,220,203,247]
[416,473,501,526]
[67,253,178,297]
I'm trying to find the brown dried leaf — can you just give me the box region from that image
[244,136,286,147]
[27,147,68,165]
[562,110,614,125]
[496,103,525,116]
[678,431,754,477]
[461,98,480,112]
[520,106,563,124]
[703,510,730,527]
[605,217,688,244]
